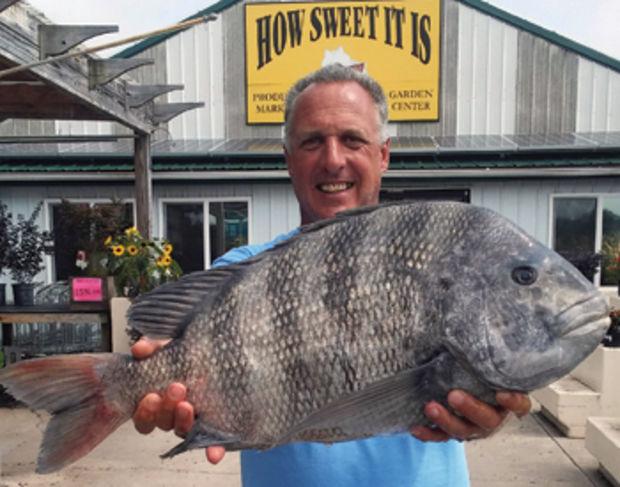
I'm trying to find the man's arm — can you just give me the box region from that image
[131,338,226,464]
[412,390,531,442]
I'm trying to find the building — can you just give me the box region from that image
[1,0,619,290]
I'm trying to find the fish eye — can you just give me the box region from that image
[511,266,538,286]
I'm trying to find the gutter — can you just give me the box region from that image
[2,166,620,183]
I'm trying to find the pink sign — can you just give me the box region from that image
[71,277,104,302]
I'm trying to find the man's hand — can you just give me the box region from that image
[131,337,227,464]
[411,390,531,442]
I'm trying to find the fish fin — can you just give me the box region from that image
[161,423,244,459]
[276,352,450,444]
[0,354,130,473]
[128,267,249,339]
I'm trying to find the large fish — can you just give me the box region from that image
[0,201,610,473]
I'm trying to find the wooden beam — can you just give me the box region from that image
[134,133,152,239]
[0,5,153,133]
[0,82,116,119]
[0,311,107,324]
[0,104,113,120]
[0,82,74,104]
[0,134,135,143]
[0,0,19,13]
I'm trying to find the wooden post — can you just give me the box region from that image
[134,133,152,239]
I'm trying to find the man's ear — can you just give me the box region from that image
[283,143,295,178]
[380,137,391,173]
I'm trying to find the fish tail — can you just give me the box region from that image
[0,353,130,474]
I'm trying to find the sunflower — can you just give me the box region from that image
[112,245,125,256]
[127,245,139,256]
[163,243,173,255]
[104,235,113,246]
[157,255,172,267]
[125,226,139,236]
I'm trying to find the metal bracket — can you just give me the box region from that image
[88,58,153,89]
[152,102,204,124]
[39,24,118,58]
[126,84,184,107]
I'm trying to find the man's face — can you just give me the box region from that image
[285,81,390,225]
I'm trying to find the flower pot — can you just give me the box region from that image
[12,283,36,306]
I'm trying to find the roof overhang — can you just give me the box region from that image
[0,133,618,182]
[0,2,154,133]
[2,165,620,183]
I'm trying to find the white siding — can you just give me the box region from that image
[470,177,620,245]
[55,120,115,136]
[576,59,620,132]
[1,180,297,243]
[0,180,299,285]
[3,177,620,286]
[166,18,225,139]
[153,181,299,243]
[0,181,299,248]
[457,4,517,135]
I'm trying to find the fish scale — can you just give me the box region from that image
[0,201,610,473]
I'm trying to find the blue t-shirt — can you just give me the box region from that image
[213,230,470,487]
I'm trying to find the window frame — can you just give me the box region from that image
[158,197,252,270]
[43,197,136,283]
[548,193,615,287]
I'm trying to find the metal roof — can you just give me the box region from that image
[114,0,620,74]
[1,132,618,158]
[0,132,619,179]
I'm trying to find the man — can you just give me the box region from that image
[132,64,531,486]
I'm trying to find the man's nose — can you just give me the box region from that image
[323,138,346,172]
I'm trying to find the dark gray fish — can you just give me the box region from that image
[0,201,610,473]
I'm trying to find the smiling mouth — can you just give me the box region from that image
[318,182,353,193]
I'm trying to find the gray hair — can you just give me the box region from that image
[283,64,389,149]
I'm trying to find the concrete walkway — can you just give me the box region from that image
[0,402,612,487]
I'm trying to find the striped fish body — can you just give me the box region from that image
[0,201,610,472]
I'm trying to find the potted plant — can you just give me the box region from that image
[0,202,11,306]
[104,226,182,298]
[7,202,54,306]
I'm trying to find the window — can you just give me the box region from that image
[52,202,88,281]
[551,195,620,286]
[602,198,620,286]
[50,201,134,281]
[209,201,249,263]
[163,200,249,272]
[553,198,597,255]
[164,203,205,273]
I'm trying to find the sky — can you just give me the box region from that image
[26,0,620,60]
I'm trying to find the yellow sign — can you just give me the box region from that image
[245,1,441,124]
